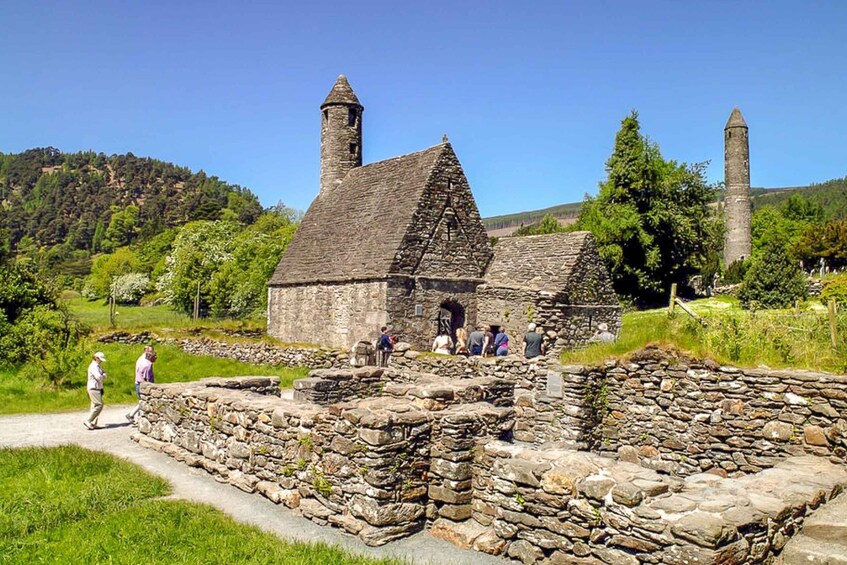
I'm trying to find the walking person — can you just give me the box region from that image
[454,327,469,356]
[522,323,545,359]
[84,352,107,430]
[127,347,156,423]
[432,330,453,355]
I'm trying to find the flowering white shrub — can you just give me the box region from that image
[113,273,150,304]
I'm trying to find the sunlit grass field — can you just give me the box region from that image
[0,446,405,565]
[0,342,308,415]
[562,296,847,373]
[64,295,267,334]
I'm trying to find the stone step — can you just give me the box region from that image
[781,535,847,565]
[781,491,847,565]
[801,491,847,544]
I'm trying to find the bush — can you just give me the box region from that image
[820,274,847,307]
[0,305,89,374]
[113,273,150,304]
[739,238,807,309]
[721,258,749,285]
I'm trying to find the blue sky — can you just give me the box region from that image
[2,1,846,217]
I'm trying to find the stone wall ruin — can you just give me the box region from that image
[133,345,847,563]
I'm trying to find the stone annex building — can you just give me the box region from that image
[268,76,621,352]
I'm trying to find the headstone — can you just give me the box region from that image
[546,372,563,398]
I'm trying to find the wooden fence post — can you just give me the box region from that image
[193,281,200,321]
[668,283,677,315]
[829,299,838,349]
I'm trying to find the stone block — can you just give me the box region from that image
[429,518,487,549]
[670,511,737,549]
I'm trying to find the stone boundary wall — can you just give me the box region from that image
[586,348,847,477]
[457,441,847,563]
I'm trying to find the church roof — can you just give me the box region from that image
[322,75,362,107]
[269,144,447,285]
[483,231,594,292]
[725,107,747,129]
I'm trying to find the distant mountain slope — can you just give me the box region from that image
[0,148,263,252]
[483,177,847,235]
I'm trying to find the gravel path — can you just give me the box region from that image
[0,405,504,565]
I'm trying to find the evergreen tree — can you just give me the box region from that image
[574,111,722,305]
[739,236,807,309]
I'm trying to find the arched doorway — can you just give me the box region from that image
[437,300,465,344]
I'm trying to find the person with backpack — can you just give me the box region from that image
[375,326,394,366]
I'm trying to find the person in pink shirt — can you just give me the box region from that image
[126,346,156,424]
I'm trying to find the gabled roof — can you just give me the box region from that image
[483,231,594,292]
[725,107,747,129]
[269,144,447,285]
[322,75,362,108]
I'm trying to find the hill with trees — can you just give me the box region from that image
[0,148,263,262]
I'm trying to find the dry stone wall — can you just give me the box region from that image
[477,286,621,353]
[583,347,847,477]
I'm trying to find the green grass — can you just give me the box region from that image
[563,297,847,373]
[0,343,308,415]
[0,446,405,565]
[64,297,266,333]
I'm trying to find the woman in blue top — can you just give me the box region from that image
[494,328,510,356]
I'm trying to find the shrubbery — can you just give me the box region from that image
[0,264,89,379]
[112,273,150,304]
[739,238,807,309]
[821,274,847,307]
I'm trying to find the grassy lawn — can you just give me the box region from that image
[0,343,308,415]
[0,446,405,565]
[63,296,267,334]
[563,296,847,373]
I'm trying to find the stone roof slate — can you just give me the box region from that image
[725,107,747,129]
[484,231,594,292]
[322,75,362,107]
[269,144,446,286]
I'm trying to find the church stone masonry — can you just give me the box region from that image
[723,107,752,266]
[268,76,620,351]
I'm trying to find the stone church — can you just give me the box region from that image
[268,76,620,352]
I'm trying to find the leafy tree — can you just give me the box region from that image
[112,273,150,304]
[156,221,240,314]
[83,247,141,299]
[0,263,53,324]
[738,236,807,309]
[207,213,298,317]
[574,111,722,305]
[794,219,847,270]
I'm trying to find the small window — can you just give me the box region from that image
[348,109,357,126]
[323,109,328,121]
[447,179,453,191]
[349,143,357,155]
[415,304,423,317]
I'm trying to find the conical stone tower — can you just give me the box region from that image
[724,107,752,266]
[320,75,363,193]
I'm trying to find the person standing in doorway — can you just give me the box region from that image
[522,323,545,359]
[84,352,107,430]
[127,347,156,424]
[483,325,496,357]
[494,328,510,357]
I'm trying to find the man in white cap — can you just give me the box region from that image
[84,351,107,429]
[595,323,616,343]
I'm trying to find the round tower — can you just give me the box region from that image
[320,75,363,193]
[723,107,752,266]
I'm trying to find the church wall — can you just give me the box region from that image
[477,286,621,353]
[267,280,388,350]
[385,276,480,351]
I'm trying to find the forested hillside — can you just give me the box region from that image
[0,147,263,254]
